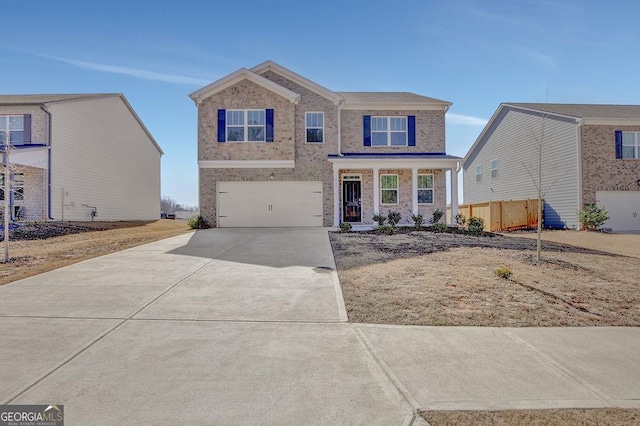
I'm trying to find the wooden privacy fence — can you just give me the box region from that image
[447,199,541,232]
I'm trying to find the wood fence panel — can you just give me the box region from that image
[447,198,541,231]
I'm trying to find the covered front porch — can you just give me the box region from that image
[328,154,461,227]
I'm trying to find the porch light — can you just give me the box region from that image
[270,173,275,181]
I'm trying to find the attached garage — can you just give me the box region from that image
[217,181,323,227]
[596,191,640,232]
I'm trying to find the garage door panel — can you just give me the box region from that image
[218,181,323,227]
[596,191,640,232]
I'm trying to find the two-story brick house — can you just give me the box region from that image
[190,61,461,228]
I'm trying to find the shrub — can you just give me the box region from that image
[377,224,394,235]
[455,213,466,226]
[411,213,424,228]
[467,216,484,235]
[372,214,387,226]
[431,208,445,224]
[431,222,447,233]
[494,266,512,279]
[188,215,210,229]
[387,211,401,227]
[577,204,610,231]
[339,222,352,233]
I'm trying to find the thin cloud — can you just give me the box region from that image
[32,52,210,85]
[448,113,488,126]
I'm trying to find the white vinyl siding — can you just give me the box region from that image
[464,107,580,229]
[49,96,161,220]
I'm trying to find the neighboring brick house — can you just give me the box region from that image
[463,103,640,231]
[0,94,163,221]
[190,61,461,228]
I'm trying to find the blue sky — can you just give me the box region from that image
[2,1,639,207]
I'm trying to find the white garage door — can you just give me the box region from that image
[596,191,640,232]
[217,181,323,227]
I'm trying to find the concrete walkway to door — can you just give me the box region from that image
[0,229,416,425]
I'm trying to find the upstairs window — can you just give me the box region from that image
[371,116,407,146]
[0,115,24,145]
[490,159,498,179]
[417,174,434,204]
[475,164,482,182]
[226,109,266,142]
[305,112,324,143]
[621,131,640,159]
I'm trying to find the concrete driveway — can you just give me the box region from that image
[0,229,415,425]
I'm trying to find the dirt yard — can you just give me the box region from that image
[0,220,191,285]
[329,230,640,327]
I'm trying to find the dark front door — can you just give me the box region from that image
[343,180,362,223]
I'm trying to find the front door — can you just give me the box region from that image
[343,180,362,223]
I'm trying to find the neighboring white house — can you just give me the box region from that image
[0,94,163,221]
[463,103,640,231]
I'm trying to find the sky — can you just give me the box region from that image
[2,1,639,207]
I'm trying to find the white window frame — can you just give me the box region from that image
[305,112,324,143]
[226,109,266,142]
[621,131,640,159]
[475,164,482,183]
[417,174,434,205]
[380,174,399,205]
[371,116,407,147]
[0,172,24,201]
[0,115,24,146]
[490,159,498,179]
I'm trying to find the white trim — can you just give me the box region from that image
[371,116,408,147]
[305,111,324,144]
[342,174,362,181]
[333,163,340,226]
[198,160,295,169]
[412,168,419,214]
[576,121,583,211]
[380,173,399,205]
[372,167,380,215]
[417,172,435,205]
[490,159,498,179]
[250,61,343,104]
[342,102,450,111]
[189,68,300,105]
[450,168,458,225]
[621,131,640,159]
[475,164,482,182]
[341,173,364,224]
[327,157,460,170]
[226,109,266,142]
[581,118,640,126]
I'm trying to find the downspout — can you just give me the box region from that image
[40,105,54,220]
[337,99,344,156]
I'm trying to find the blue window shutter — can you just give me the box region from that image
[408,115,416,146]
[266,109,274,142]
[363,115,371,146]
[23,114,31,143]
[615,130,622,159]
[217,109,226,142]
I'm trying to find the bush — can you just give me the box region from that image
[467,216,484,235]
[372,214,387,226]
[339,222,352,233]
[431,208,445,224]
[494,266,512,279]
[577,204,610,231]
[431,222,447,233]
[411,213,424,228]
[387,211,401,227]
[455,213,466,226]
[188,215,210,229]
[377,224,394,235]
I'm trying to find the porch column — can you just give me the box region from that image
[333,163,340,226]
[450,168,459,225]
[372,167,380,216]
[412,167,419,215]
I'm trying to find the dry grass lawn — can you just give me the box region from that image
[329,231,640,327]
[421,408,640,425]
[0,220,190,285]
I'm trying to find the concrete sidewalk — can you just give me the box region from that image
[1,228,638,425]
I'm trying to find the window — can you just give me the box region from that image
[0,116,24,145]
[0,173,24,201]
[381,174,398,204]
[475,165,482,182]
[490,159,498,179]
[622,132,640,159]
[305,112,324,143]
[226,110,265,142]
[417,174,434,204]
[371,117,407,146]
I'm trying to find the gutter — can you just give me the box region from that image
[40,104,54,220]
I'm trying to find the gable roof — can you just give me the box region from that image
[251,61,343,105]
[506,103,640,120]
[188,68,300,105]
[0,93,163,155]
[338,92,452,111]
